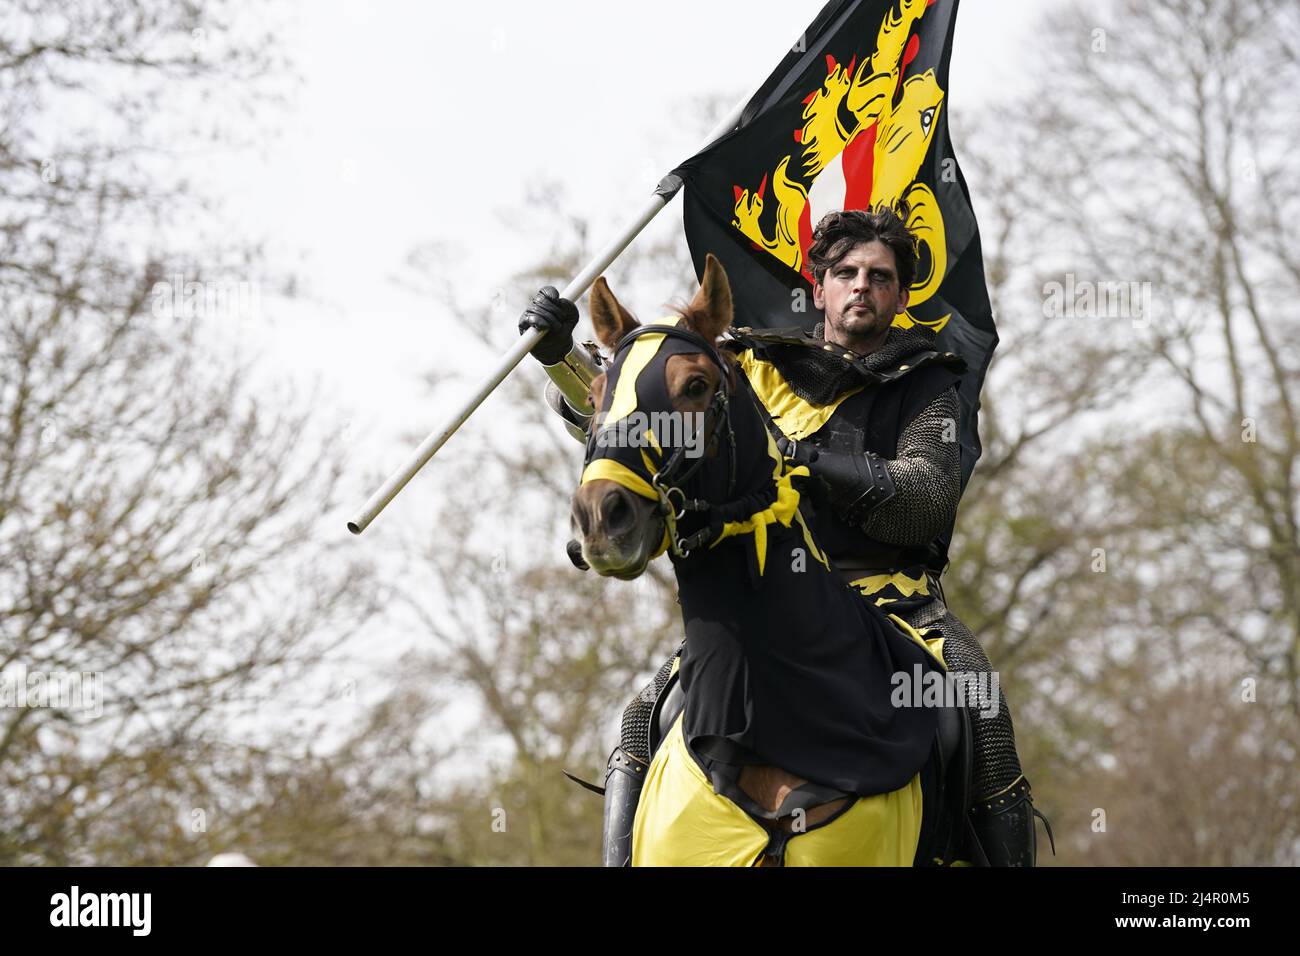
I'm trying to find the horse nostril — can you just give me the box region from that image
[602,487,635,535]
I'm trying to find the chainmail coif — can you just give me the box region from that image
[770,324,941,405]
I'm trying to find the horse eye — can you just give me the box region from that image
[686,378,708,398]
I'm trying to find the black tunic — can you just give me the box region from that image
[674,519,944,800]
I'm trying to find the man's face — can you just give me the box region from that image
[813,239,909,349]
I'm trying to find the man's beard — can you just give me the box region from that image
[833,298,888,338]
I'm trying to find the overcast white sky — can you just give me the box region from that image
[186,1,1042,747]
[212,0,1036,480]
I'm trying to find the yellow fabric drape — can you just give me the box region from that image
[632,714,924,867]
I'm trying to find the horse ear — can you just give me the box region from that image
[684,253,734,343]
[589,276,639,351]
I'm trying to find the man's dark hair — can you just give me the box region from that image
[806,203,917,290]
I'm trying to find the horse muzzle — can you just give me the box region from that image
[569,479,664,579]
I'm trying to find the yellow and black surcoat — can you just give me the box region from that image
[726,324,966,587]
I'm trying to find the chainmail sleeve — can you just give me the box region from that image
[858,385,962,546]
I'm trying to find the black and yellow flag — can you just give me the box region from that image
[673,0,995,486]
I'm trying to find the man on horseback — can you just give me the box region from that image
[520,204,1048,866]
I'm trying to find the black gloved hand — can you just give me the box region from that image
[519,286,579,365]
[779,436,895,526]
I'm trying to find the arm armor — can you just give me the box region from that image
[542,341,602,444]
[803,386,962,544]
[858,386,962,545]
[808,446,899,526]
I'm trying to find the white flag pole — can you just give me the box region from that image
[346,95,750,535]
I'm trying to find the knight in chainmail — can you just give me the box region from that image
[519,206,1049,866]
[746,314,1048,867]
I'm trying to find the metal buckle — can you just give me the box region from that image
[651,475,691,558]
[664,486,688,520]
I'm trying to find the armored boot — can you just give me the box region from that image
[600,747,648,867]
[970,776,1055,867]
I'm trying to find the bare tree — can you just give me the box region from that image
[1014,0,1299,705]
[0,0,378,863]
[941,0,1300,863]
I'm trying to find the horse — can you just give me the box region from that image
[569,253,973,866]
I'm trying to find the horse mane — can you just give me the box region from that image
[669,300,710,330]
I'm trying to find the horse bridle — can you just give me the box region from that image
[592,324,738,559]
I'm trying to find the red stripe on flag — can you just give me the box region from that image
[842,123,876,212]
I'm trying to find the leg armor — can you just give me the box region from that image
[601,747,646,868]
[602,651,679,867]
[903,601,1054,866]
[970,776,1055,868]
